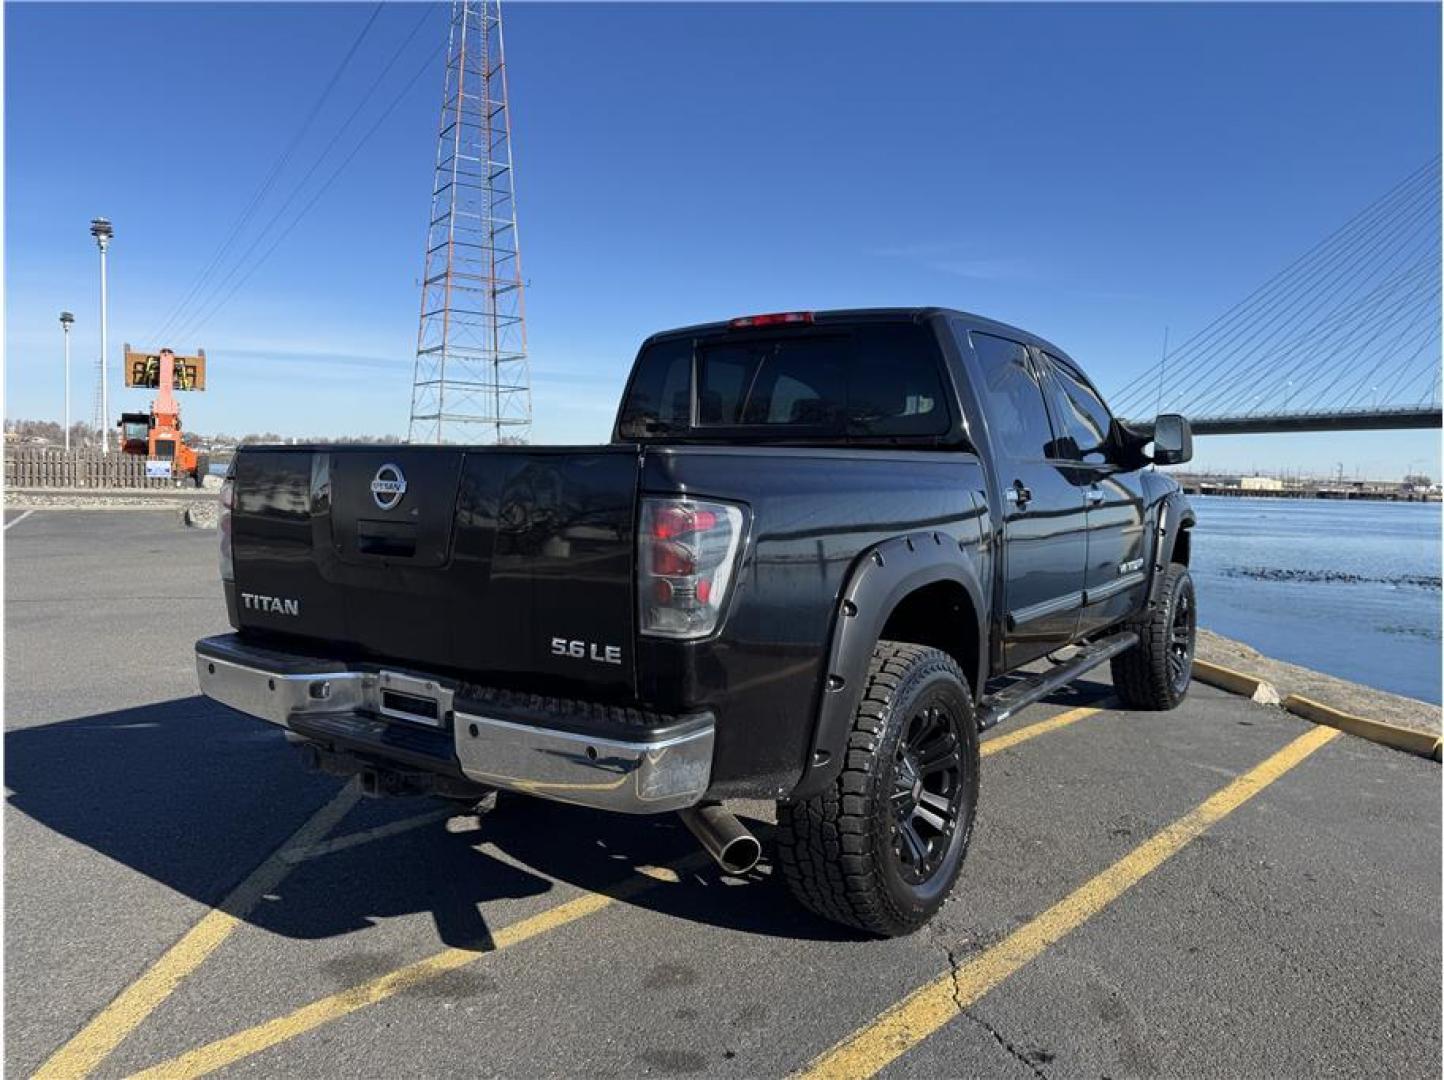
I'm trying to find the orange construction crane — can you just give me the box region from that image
[118,345,209,485]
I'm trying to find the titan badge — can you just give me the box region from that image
[241,592,301,616]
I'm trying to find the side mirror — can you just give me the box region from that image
[1151,413,1192,466]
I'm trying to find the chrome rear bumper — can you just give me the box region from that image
[195,639,714,814]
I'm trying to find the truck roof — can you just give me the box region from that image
[643,307,1078,367]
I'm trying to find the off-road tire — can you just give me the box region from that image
[776,641,980,937]
[1111,562,1196,710]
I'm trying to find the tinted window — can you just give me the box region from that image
[617,323,950,440]
[698,339,851,427]
[1042,354,1113,464]
[616,337,691,437]
[968,331,1056,461]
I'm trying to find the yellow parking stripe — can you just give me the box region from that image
[280,807,456,864]
[55,694,1120,1078]
[128,852,713,1080]
[980,700,1114,757]
[798,724,1340,1079]
[34,782,362,1080]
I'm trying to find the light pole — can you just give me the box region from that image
[90,217,113,454]
[59,311,74,451]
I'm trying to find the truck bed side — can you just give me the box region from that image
[636,445,990,798]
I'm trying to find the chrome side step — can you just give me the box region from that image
[978,630,1139,731]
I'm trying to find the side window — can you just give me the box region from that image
[967,330,1056,461]
[1042,354,1113,465]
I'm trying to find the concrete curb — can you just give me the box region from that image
[1282,694,1442,761]
[1193,659,1439,761]
[5,487,215,500]
[1191,659,1282,705]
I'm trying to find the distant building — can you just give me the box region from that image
[1240,475,1285,492]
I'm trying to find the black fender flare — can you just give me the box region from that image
[1146,492,1196,607]
[788,532,989,801]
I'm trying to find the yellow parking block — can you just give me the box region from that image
[1192,659,1281,704]
[1283,694,1442,760]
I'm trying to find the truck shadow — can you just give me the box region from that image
[4,696,857,949]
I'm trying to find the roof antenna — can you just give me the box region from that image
[1155,326,1170,416]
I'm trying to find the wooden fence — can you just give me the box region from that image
[4,447,180,489]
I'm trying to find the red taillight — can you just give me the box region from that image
[652,504,718,540]
[639,497,745,639]
[651,540,696,577]
[728,311,814,329]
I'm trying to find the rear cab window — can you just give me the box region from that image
[965,330,1057,463]
[615,320,957,443]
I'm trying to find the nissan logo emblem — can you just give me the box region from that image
[370,463,407,511]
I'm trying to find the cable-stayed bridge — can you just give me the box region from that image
[1110,158,1441,435]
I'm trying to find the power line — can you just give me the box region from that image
[172,35,447,341]
[148,3,385,346]
[169,4,441,345]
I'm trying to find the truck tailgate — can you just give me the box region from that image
[230,445,639,697]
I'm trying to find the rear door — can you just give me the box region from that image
[1035,352,1148,635]
[965,331,1090,666]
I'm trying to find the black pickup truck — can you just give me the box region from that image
[197,307,1196,936]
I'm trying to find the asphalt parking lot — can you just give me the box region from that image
[6,508,1441,1078]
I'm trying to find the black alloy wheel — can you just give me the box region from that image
[1111,561,1196,711]
[776,641,980,937]
[891,699,967,885]
[1167,576,1197,695]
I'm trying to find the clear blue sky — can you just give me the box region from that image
[6,2,1441,477]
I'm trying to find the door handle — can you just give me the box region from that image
[1086,488,1105,505]
[1006,480,1033,509]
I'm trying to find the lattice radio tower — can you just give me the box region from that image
[408,0,530,444]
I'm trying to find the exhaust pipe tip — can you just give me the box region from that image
[679,803,761,875]
[714,832,762,875]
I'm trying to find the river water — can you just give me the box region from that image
[1189,496,1442,703]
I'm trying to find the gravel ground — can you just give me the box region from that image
[4,489,216,511]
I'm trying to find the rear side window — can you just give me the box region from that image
[617,323,951,440]
[1041,354,1114,464]
[967,331,1056,461]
